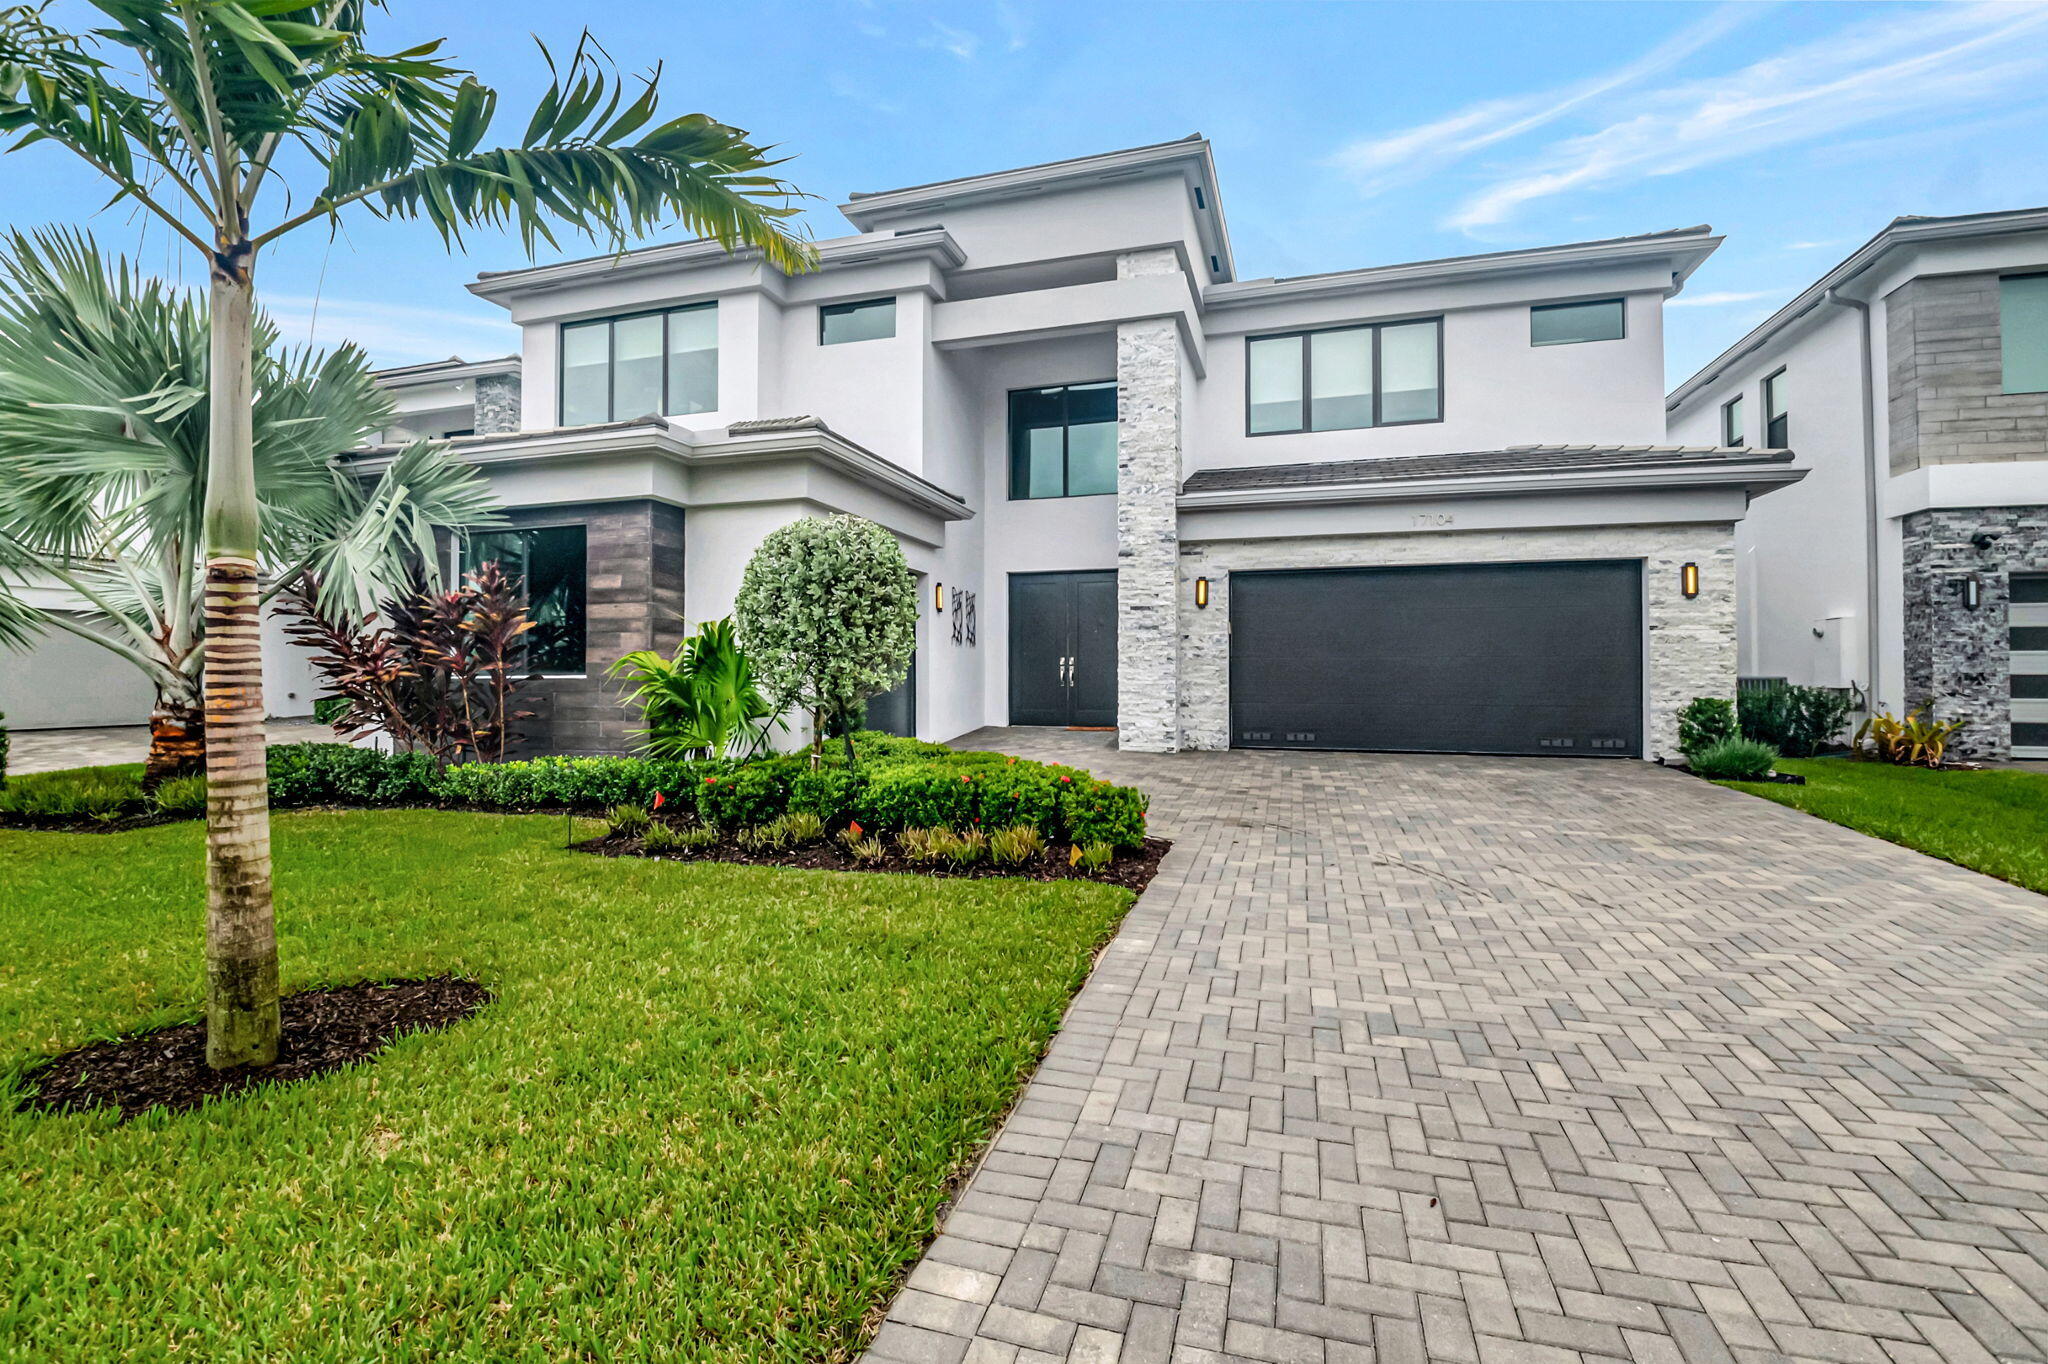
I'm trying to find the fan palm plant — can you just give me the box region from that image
[0,227,500,785]
[0,2,811,1068]
[607,617,777,762]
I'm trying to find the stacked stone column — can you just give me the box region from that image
[1114,249,1185,753]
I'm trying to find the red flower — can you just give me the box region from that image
[960,774,972,783]
[704,776,718,785]
[848,820,863,837]
[652,792,666,811]
[1058,776,1072,784]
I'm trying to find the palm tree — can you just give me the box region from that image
[0,3,811,1069]
[0,227,502,786]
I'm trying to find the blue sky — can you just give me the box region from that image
[6,1,2048,386]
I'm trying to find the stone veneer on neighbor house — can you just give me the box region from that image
[473,371,522,436]
[1888,272,2048,473]
[1174,525,1739,760]
[503,500,685,756]
[1114,247,1185,754]
[1902,506,2048,761]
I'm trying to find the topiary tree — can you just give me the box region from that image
[733,515,917,765]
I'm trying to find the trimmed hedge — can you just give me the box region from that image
[262,732,1150,848]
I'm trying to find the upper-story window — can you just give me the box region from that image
[461,525,587,675]
[2001,272,2048,395]
[820,297,896,345]
[1763,368,1789,446]
[1009,382,1117,499]
[559,304,716,426]
[1721,394,1745,447]
[1246,318,1441,435]
[1530,298,1624,346]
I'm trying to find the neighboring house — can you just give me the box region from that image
[346,134,1797,761]
[1667,208,2048,760]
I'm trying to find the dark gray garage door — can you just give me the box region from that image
[1230,560,1643,757]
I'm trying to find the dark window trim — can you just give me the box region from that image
[1244,316,1445,437]
[1762,366,1789,447]
[457,521,589,677]
[818,295,897,344]
[557,301,717,425]
[1529,297,1626,346]
[1720,394,1745,448]
[1007,378,1118,501]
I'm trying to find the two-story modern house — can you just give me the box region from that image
[1668,207,2048,760]
[335,134,1801,762]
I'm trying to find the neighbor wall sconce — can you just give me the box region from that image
[1194,577,1210,609]
[934,582,944,612]
[1961,574,1983,611]
[1680,562,1700,600]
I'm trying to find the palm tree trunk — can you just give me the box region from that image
[201,251,279,1070]
[144,694,206,789]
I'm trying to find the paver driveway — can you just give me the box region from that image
[865,729,2048,1364]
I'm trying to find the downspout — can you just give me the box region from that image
[1825,285,1884,713]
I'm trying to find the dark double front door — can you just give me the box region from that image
[1009,571,1117,728]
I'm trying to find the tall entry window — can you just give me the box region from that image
[462,525,588,674]
[559,304,717,425]
[1247,318,1442,434]
[1009,381,1118,499]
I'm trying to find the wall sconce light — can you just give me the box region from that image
[1194,576,1210,609]
[933,581,944,612]
[1961,574,1983,611]
[1680,562,1700,600]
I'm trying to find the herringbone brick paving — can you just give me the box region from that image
[861,730,2048,1364]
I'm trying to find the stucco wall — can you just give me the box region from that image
[1174,523,1737,761]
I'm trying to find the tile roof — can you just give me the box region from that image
[1180,443,1793,493]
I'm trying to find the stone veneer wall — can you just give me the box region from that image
[1901,505,2048,761]
[1887,273,2048,474]
[505,500,684,756]
[1175,524,1738,760]
[1114,248,1186,753]
[473,371,522,435]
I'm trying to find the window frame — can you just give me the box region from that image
[818,295,897,345]
[1762,367,1789,447]
[1244,316,1445,437]
[1007,379,1119,501]
[2000,270,2048,395]
[1529,297,1626,347]
[456,522,590,677]
[557,302,718,426]
[1721,394,1745,448]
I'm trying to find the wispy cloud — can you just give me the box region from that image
[1327,6,1756,198]
[263,294,520,368]
[1784,239,1851,251]
[1443,3,2048,232]
[919,19,980,61]
[1668,289,1779,307]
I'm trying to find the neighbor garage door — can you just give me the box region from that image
[1229,560,1643,757]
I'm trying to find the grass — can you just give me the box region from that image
[0,809,1133,1361]
[1722,757,2048,895]
[0,762,144,818]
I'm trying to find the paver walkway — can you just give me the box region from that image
[7,719,338,774]
[864,729,2048,1364]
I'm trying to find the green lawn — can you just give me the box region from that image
[0,810,1132,1362]
[1723,757,2048,895]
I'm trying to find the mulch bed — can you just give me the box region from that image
[577,829,1172,894]
[0,809,189,833]
[15,977,491,1122]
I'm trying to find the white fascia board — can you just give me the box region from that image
[1669,206,2048,413]
[1176,462,1806,512]
[348,419,973,526]
[373,355,520,389]
[466,228,967,307]
[1208,232,1721,313]
[1883,461,2048,519]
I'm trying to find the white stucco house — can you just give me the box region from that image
[1667,208,2048,760]
[3,135,1810,761]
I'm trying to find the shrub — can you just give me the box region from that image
[988,825,1044,867]
[433,754,702,810]
[1855,709,1965,768]
[788,768,860,826]
[149,773,207,816]
[1062,777,1148,850]
[605,803,651,836]
[1071,841,1116,872]
[776,811,826,845]
[0,767,142,819]
[844,834,885,865]
[854,765,977,833]
[1677,697,1738,756]
[938,828,988,866]
[897,827,947,864]
[640,821,681,853]
[673,824,720,852]
[697,758,798,828]
[1739,684,1857,758]
[607,617,777,762]
[736,822,789,853]
[1687,737,1780,781]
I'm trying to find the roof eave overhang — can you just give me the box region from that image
[1668,206,2048,413]
[1177,463,1806,510]
[373,355,521,389]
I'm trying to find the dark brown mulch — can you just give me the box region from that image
[15,977,491,1122]
[577,829,1172,894]
[0,809,188,833]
